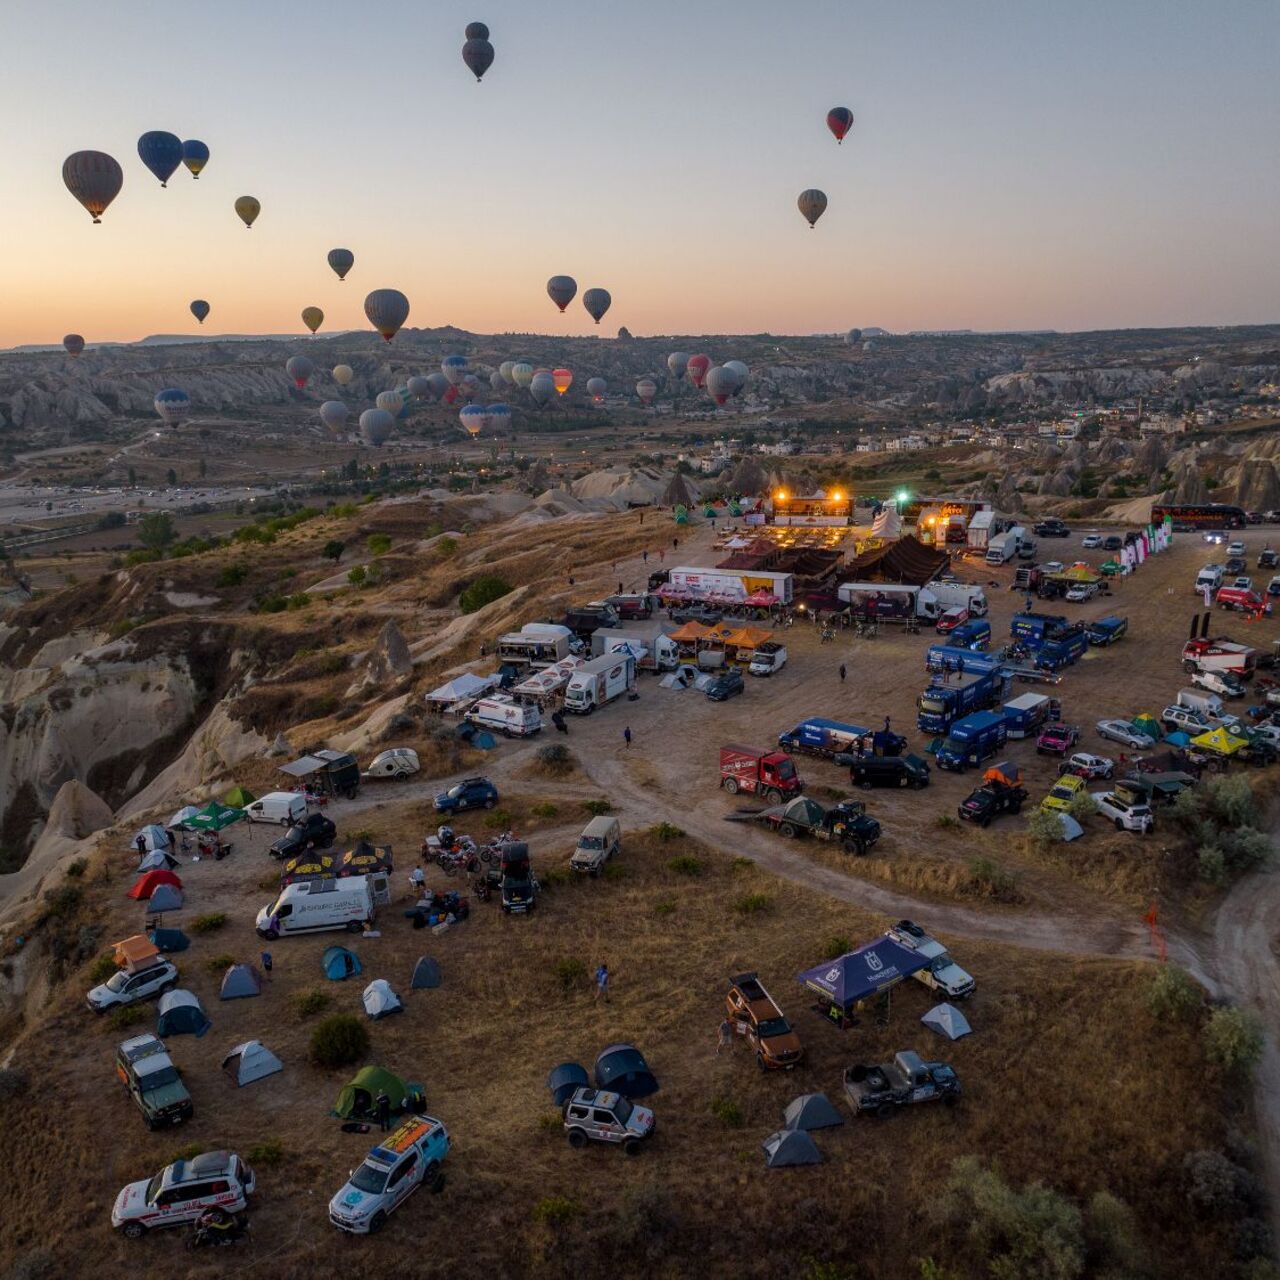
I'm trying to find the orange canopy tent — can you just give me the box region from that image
[713,625,774,650]
[668,621,714,644]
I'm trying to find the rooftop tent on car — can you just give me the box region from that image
[762,1127,822,1167]
[113,934,161,970]
[128,868,182,900]
[546,1061,590,1107]
[593,1043,658,1099]
[362,978,404,1020]
[222,1040,283,1087]
[157,988,211,1037]
[219,963,264,1000]
[410,956,442,989]
[782,1092,844,1132]
[322,945,362,981]
[921,1002,972,1041]
[146,883,184,913]
[333,1065,411,1118]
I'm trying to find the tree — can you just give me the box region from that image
[322,540,346,564]
[459,575,512,614]
[136,512,176,554]
[127,466,137,487]
[166,468,177,487]
[1148,965,1202,1022]
[1204,1007,1265,1075]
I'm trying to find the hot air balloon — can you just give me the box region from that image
[667,352,689,383]
[488,403,512,433]
[459,404,487,437]
[426,372,450,400]
[360,408,394,447]
[512,362,534,389]
[63,334,85,358]
[530,372,556,406]
[552,369,573,396]
[489,369,505,391]
[826,107,854,144]
[407,375,432,400]
[376,390,403,415]
[333,364,354,386]
[687,354,711,388]
[181,139,209,179]
[442,354,468,385]
[443,384,459,405]
[583,288,611,325]
[364,288,410,342]
[302,306,324,335]
[62,151,123,224]
[154,388,190,427]
[137,132,183,187]
[798,189,827,229]
[586,377,606,402]
[235,196,261,229]
[462,21,495,81]
[635,378,657,406]
[499,359,517,385]
[724,359,749,397]
[286,355,315,389]
[327,248,354,282]
[319,401,349,434]
[460,373,481,402]
[190,300,210,325]
[705,366,735,406]
[844,328,863,345]
[546,276,577,312]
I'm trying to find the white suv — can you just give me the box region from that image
[1093,792,1155,833]
[112,1152,255,1238]
[886,920,976,999]
[87,960,178,1012]
[1161,705,1210,734]
[329,1116,449,1234]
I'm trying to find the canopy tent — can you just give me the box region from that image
[594,1043,659,1099]
[222,1040,283,1087]
[131,824,171,853]
[843,534,950,587]
[113,934,160,970]
[922,1002,972,1041]
[1130,714,1162,742]
[424,672,499,709]
[219,963,264,1000]
[281,853,335,886]
[168,805,200,829]
[546,1061,589,1107]
[410,956,442,989]
[340,842,394,878]
[983,761,1022,788]
[137,849,179,872]
[363,978,404,1019]
[1057,562,1101,583]
[1191,726,1248,756]
[128,869,182,900]
[222,785,256,808]
[709,625,773,651]
[1099,559,1124,576]
[334,1066,412,1119]
[797,938,928,1012]
[782,1092,844,1132]
[157,989,211,1037]
[667,620,715,645]
[149,927,190,953]
[1165,730,1192,748]
[870,503,903,540]
[322,945,362,981]
[762,1128,822,1167]
[188,801,246,833]
[147,883,183,913]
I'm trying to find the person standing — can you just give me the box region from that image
[643,549,649,564]
[623,726,632,749]
[410,863,426,894]
[594,962,610,1003]
[717,1017,734,1055]
[839,663,847,683]
[134,833,147,859]
[260,950,273,978]
[376,1089,391,1132]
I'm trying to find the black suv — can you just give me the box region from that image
[1034,520,1069,539]
[847,754,930,790]
[270,812,337,860]
[706,669,745,701]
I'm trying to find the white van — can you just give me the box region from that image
[255,873,389,939]
[466,695,543,737]
[1195,564,1225,594]
[244,791,307,826]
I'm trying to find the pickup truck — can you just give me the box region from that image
[1191,669,1246,699]
[115,1034,194,1130]
[755,796,881,856]
[843,1050,961,1116]
[885,921,975,999]
[725,973,804,1070]
[1035,723,1080,756]
[957,779,1027,826]
[1116,772,1197,805]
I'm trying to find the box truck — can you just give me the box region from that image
[563,653,636,714]
[934,711,1008,771]
[1001,692,1055,738]
[985,528,1023,565]
[663,567,794,606]
[916,669,1005,734]
[928,581,989,616]
[495,624,575,669]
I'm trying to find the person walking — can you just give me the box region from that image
[717,1017,734,1055]
[623,726,632,749]
[376,1089,391,1132]
[643,549,649,564]
[839,663,847,683]
[594,962,610,1002]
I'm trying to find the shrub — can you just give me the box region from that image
[294,989,331,1019]
[1084,1190,1146,1275]
[436,536,458,556]
[191,912,227,935]
[540,866,571,888]
[309,1014,370,1068]
[65,858,87,879]
[1066,789,1097,820]
[535,743,572,774]
[322,540,345,563]
[247,1139,285,1167]
[533,1196,581,1227]
[530,802,559,818]
[483,808,513,829]
[87,953,118,983]
[217,563,248,587]
[367,533,392,555]
[1221,827,1273,875]
[1197,845,1227,885]
[710,1096,744,1128]
[667,855,703,877]
[41,884,83,920]
[601,861,625,881]
[1148,964,1202,1022]
[935,814,960,830]
[823,934,852,960]
[286,592,312,611]
[650,821,685,841]
[553,957,587,993]
[347,565,367,587]
[1204,1007,1265,1074]
[734,892,772,915]
[1184,1149,1251,1214]
[967,857,1018,900]
[653,898,677,916]
[731,856,754,871]
[582,798,612,815]
[459,574,513,614]
[537,1111,562,1131]
[206,953,237,975]
[109,1004,148,1031]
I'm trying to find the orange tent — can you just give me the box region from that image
[127,869,183,900]
[113,935,160,970]
[668,621,714,644]
[716,626,774,650]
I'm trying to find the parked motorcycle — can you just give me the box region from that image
[188,1211,249,1250]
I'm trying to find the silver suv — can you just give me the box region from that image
[87,960,179,1012]
[563,1087,655,1155]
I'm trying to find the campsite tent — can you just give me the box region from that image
[147,883,184,913]
[149,927,190,953]
[188,801,245,833]
[1192,726,1248,757]
[222,1040,283,1086]
[363,979,404,1019]
[137,848,179,872]
[1131,714,1162,742]
[128,869,182,900]
[219,964,264,1000]
[223,785,256,808]
[113,934,160,970]
[922,1003,972,1041]
[168,805,200,829]
[424,672,499,710]
[797,938,928,1013]
[870,503,903,540]
[157,989,211,1037]
[594,1043,659,1099]
[131,824,170,853]
[340,842,393,878]
[410,956,442,989]
[782,1093,844,1132]
[322,945,362,981]
[282,853,334,886]
[546,1061,590,1107]
[334,1065,411,1119]
[762,1128,822,1168]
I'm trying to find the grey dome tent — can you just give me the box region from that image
[782,1092,844,1132]
[362,978,403,1020]
[147,883,183,913]
[921,1002,972,1041]
[546,1061,589,1107]
[594,1043,658,1099]
[149,927,189,953]
[157,989,210,1037]
[132,824,170,853]
[222,1040,283,1087]
[137,848,178,872]
[322,945,362,981]
[219,963,264,1001]
[762,1127,822,1167]
[411,956,442,989]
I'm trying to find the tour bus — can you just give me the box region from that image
[1152,503,1247,531]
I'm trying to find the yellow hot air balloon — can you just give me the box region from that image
[234,195,261,229]
[302,307,324,334]
[552,368,573,396]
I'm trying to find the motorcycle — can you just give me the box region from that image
[478,831,516,864]
[436,848,478,877]
[188,1211,249,1250]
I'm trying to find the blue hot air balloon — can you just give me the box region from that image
[190,300,210,324]
[181,139,209,179]
[154,388,190,427]
[137,132,184,188]
[487,403,512,433]
[441,354,468,386]
[328,248,354,282]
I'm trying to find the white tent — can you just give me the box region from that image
[222,1040,283,1086]
[424,672,499,711]
[168,805,200,829]
[871,501,902,540]
[362,979,404,1020]
[922,1002,972,1041]
[131,824,170,853]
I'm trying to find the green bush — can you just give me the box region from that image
[533,1196,581,1227]
[483,808,513,829]
[582,798,612,816]
[968,857,1018,901]
[823,934,852,960]
[530,802,559,819]
[286,592,312,611]
[935,814,961,830]
[217,564,248,587]
[1027,808,1066,851]
[653,898,677,916]
[109,1004,148,1032]
[190,912,227,935]
[294,989,331,1019]
[540,867,571,888]
[1066,790,1097,820]
[367,534,392,555]
[87,954,118,983]
[459,574,513,614]
[733,892,772,916]
[65,858,87,879]
[1148,965,1202,1022]
[710,1096,744,1128]
[650,822,685,841]
[347,565,367,587]
[667,855,703,877]
[553,957,587,993]
[247,1139,285,1167]
[41,884,83,920]
[1204,1007,1265,1074]
[436,536,458,556]
[207,953,237,975]
[309,1014,370,1068]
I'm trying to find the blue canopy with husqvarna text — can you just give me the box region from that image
[797,938,928,1010]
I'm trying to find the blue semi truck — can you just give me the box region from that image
[1010,612,1089,672]
[934,710,1009,771]
[947,619,992,650]
[917,667,1006,734]
[1085,615,1128,646]
[778,717,871,759]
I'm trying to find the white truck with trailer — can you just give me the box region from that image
[662,566,794,606]
[564,652,637,714]
[591,626,679,672]
[256,872,390,940]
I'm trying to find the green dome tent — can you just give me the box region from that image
[334,1066,412,1119]
[673,504,689,525]
[223,785,256,808]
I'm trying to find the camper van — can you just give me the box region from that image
[362,748,420,780]
[256,873,389,939]
[244,792,308,826]
[465,695,543,737]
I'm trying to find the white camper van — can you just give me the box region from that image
[244,792,308,826]
[256,873,390,939]
[465,695,543,737]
